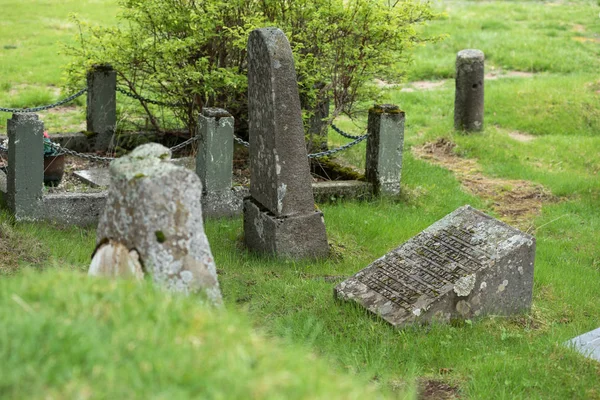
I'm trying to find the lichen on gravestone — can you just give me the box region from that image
[89,143,222,306]
[335,205,536,328]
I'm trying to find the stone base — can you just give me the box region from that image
[202,190,242,218]
[243,197,329,259]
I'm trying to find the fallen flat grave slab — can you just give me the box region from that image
[74,168,110,188]
[334,205,536,328]
[566,328,600,362]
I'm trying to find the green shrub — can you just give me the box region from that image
[64,0,437,135]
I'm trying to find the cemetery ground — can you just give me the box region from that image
[1,0,599,398]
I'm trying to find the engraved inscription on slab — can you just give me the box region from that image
[334,205,536,328]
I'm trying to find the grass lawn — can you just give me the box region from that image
[1,0,600,399]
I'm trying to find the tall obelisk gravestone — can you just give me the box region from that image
[243,27,329,259]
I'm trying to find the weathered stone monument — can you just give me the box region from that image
[87,64,117,151]
[335,205,535,327]
[365,104,405,197]
[566,328,600,363]
[196,107,238,217]
[454,49,484,132]
[88,143,222,305]
[243,27,329,258]
[6,113,44,220]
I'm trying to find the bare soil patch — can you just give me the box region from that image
[418,378,461,400]
[413,138,555,230]
[508,131,535,142]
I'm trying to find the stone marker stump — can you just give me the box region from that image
[89,143,222,306]
[196,107,238,217]
[6,113,44,220]
[335,205,535,328]
[365,104,405,197]
[87,64,117,151]
[454,49,484,132]
[243,27,329,259]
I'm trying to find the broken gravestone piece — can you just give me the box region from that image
[334,205,535,328]
[243,27,328,259]
[88,143,222,306]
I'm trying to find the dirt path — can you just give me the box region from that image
[412,138,555,231]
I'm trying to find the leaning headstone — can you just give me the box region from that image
[196,107,238,217]
[365,104,405,197]
[6,113,44,220]
[87,64,117,151]
[89,143,222,306]
[454,49,484,132]
[566,328,600,363]
[335,205,535,328]
[243,27,329,259]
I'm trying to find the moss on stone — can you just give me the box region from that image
[155,230,166,243]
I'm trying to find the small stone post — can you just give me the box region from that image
[6,113,44,220]
[244,27,329,259]
[365,104,405,197]
[87,64,117,151]
[454,49,485,132]
[196,107,237,217]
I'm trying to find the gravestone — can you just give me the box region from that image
[335,205,535,328]
[74,168,111,188]
[454,49,485,132]
[243,27,329,259]
[566,328,600,362]
[89,143,222,306]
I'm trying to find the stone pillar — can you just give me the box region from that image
[87,64,117,151]
[196,107,238,217]
[6,113,44,220]
[243,27,329,259]
[365,104,405,197]
[454,49,485,132]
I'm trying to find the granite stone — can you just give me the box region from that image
[566,327,600,362]
[244,27,328,258]
[454,49,485,132]
[335,205,536,328]
[91,143,222,305]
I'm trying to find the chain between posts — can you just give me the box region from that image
[330,123,365,140]
[233,133,368,159]
[308,134,368,159]
[116,87,185,107]
[0,88,88,113]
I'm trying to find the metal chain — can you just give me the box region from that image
[47,142,115,162]
[232,132,367,158]
[116,87,184,107]
[234,136,250,147]
[169,135,199,153]
[0,88,88,113]
[331,123,364,140]
[308,134,368,159]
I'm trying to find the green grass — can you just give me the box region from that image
[0,270,388,399]
[1,0,600,398]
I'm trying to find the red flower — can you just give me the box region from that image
[43,131,49,139]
